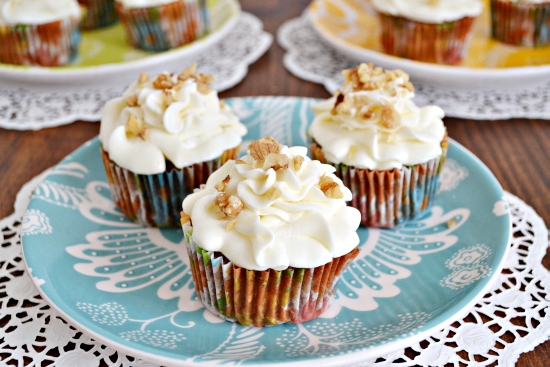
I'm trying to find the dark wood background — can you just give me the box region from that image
[0,0,547,365]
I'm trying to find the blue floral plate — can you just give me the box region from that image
[21,97,511,366]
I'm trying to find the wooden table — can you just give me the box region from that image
[0,0,547,365]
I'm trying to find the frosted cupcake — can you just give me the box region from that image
[0,0,82,66]
[371,0,483,65]
[78,0,118,29]
[181,137,361,326]
[309,63,448,228]
[115,0,206,51]
[491,0,550,47]
[99,65,247,227]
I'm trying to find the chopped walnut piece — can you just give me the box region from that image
[125,114,147,140]
[249,137,280,161]
[196,73,214,94]
[263,153,289,171]
[126,94,139,107]
[446,219,457,228]
[319,174,344,199]
[180,212,191,225]
[381,105,396,129]
[215,175,231,192]
[226,219,237,231]
[293,155,304,171]
[215,193,243,217]
[138,72,149,85]
[265,187,282,200]
[235,159,247,164]
[153,73,174,90]
[178,63,197,81]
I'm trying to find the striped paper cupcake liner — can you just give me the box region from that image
[183,224,360,327]
[116,0,206,51]
[100,146,238,227]
[491,0,550,47]
[378,13,477,65]
[78,0,118,29]
[310,137,448,228]
[0,16,81,66]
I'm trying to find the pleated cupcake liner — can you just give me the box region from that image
[182,225,360,327]
[116,0,206,51]
[378,13,477,65]
[310,136,448,228]
[78,0,118,29]
[0,16,81,66]
[491,0,550,47]
[100,146,238,227]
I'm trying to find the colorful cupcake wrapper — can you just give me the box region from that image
[491,0,550,47]
[0,16,81,66]
[182,224,360,327]
[310,137,448,228]
[100,147,238,227]
[116,0,206,51]
[78,0,118,29]
[378,13,477,65]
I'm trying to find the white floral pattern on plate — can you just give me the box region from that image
[20,97,511,366]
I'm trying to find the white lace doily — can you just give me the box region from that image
[0,13,272,131]
[1,169,548,366]
[278,16,550,120]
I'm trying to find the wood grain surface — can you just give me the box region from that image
[0,0,547,365]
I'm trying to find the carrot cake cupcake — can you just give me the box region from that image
[99,65,247,227]
[309,63,448,228]
[491,0,550,47]
[181,137,361,326]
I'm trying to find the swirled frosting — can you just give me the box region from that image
[309,63,446,170]
[0,0,81,25]
[99,66,247,175]
[181,137,361,271]
[115,0,178,9]
[370,0,483,23]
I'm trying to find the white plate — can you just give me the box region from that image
[306,0,550,90]
[0,0,240,88]
[21,97,511,366]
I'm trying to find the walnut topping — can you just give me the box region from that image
[265,187,282,201]
[126,94,139,107]
[318,174,344,199]
[341,63,414,94]
[235,159,247,164]
[215,193,243,217]
[215,175,231,192]
[180,212,191,225]
[249,137,280,161]
[381,105,396,129]
[446,219,457,228]
[138,72,149,85]
[125,114,147,140]
[153,73,174,90]
[178,64,197,81]
[293,155,304,171]
[263,153,289,171]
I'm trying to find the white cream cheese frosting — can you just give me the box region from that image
[370,0,483,23]
[0,0,81,25]
[99,66,247,175]
[181,137,361,271]
[309,63,446,170]
[115,0,179,9]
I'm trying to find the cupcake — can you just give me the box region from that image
[491,0,550,47]
[99,65,247,227]
[78,0,118,29]
[0,0,82,66]
[309,63,448,228]
[115,0,206,51]
[181,137,361,326]
[371,0,483,65]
